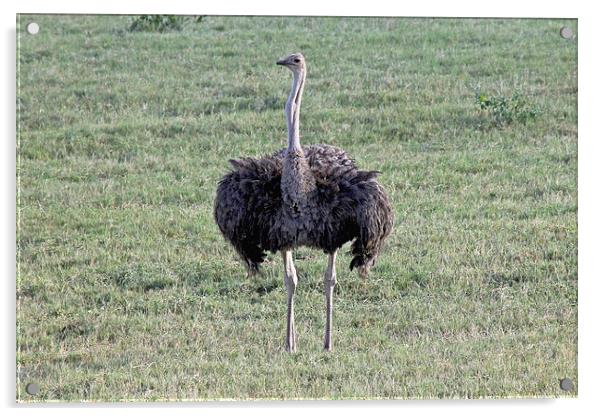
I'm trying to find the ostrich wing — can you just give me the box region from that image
[215,156,283,273]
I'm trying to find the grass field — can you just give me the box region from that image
[16,15,577,401]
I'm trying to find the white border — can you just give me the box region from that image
[3,1,601,415]
[4,0,584,17]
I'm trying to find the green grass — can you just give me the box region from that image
[16,15,577,401]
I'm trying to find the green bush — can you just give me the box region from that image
[128,15,204,32]
[476,91,540,126]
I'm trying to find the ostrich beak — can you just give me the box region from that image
[276,58,288,66]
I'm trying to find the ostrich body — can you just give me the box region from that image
[214,53,393,352]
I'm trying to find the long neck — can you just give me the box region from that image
[285,69,305,152]
[281,67,315,214]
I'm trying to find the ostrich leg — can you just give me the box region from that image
[323,250,337,351]
[282,250,298,352]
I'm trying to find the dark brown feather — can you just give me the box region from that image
[214,144,393,276]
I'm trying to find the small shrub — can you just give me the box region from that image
[475,91,540,126]
[128,15,204,32]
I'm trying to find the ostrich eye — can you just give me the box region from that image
[294,58,301,63]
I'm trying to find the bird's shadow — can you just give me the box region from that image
[255,281,280,296]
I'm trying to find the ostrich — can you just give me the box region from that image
[214,53,393,352]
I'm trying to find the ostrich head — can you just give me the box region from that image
[276,53,306,75]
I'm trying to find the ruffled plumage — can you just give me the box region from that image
[214,144,393,276]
